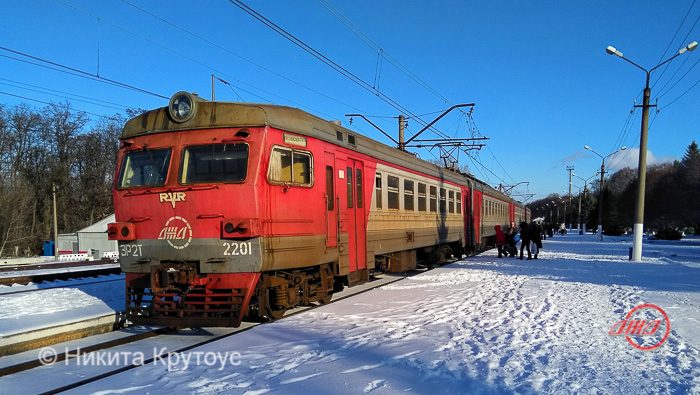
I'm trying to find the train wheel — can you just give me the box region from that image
[319,264,334,304]
[265,288,287,320]
[264,287,287,320]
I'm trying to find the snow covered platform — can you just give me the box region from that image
[0,275,124,356]
[62,234,700,394]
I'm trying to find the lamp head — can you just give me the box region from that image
[620,146,627,151]
[678,41,698,55]
[606,45,623,57]
[584,145,591,150]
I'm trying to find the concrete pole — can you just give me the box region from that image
[597,161,605,241]
[398,115,405,151]
[631,79,651,261]
[53,183,58,260]
[578,189,583,234]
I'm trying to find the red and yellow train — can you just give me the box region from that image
[109,92,529,327]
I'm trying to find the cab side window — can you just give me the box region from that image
[268,147,313,186]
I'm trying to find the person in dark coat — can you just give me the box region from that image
[519,221,531,260]
[529,221,543,259]
[495,225,506,258]
[505,221,518,257]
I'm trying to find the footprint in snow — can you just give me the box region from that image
[364,379,387,393]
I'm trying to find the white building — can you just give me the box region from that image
[57,214,117,258]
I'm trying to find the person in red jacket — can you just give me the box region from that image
[495,225,506,258]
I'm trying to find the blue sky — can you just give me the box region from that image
[1,1,699,201]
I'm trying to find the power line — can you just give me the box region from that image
[0,46,168,99]
[317,0,456,108]
[117,0,366,114]
[0,79,128,111]
[652,0,698,89]
[227,0,450,140]
[657,56,700,98]
[0,91,113,118]
[660,74,700,109]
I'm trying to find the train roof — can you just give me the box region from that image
[122,93,523,206]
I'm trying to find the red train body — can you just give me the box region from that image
[109,92,529,327]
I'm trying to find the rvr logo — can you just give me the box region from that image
[159,192,186,208]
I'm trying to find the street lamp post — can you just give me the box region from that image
[584,145,626,241]
[606,41,697,261]
[573,172,599,234]
[572,183,583,234]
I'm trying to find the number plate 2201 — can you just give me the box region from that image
[222,241,253,256]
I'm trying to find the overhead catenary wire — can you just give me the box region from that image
[318,0,457,109]
[227,0,452,140]
[117,0,367,115]
[57,0,341,120]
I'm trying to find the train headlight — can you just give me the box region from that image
[108,222,136,241]
[168,91,197,123]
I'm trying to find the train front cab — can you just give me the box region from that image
[110,122,269,327]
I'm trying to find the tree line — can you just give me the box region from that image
[0,102,135,256]
[529,140,700,236]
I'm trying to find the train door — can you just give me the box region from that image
[324,152,337,248]
[344,159,367,276]
[462,186,472,248]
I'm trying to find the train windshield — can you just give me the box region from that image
[118,148,171,188]
[180,143,248,184]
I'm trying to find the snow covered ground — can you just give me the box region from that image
[42,233,697,395]
[1,234,697,394]
[0,275,124,338]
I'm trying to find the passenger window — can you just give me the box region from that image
[429,186,437,212]
[404,180,414,211]
[375,173,382,209]
[387,176,399,210]
[268,147,312,186]
[448,190,454,213]
[456,192,462,214]
[439,188,447,213]
[418,183,427,212]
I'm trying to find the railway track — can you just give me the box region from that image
[0,272,411,394]
[0,261,121,286]
[0,276,124,297]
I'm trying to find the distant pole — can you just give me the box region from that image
[211,74,215,101]
[597,160,605,241]
[566,166,574,229]
[52,183,58,260]
[579,186,586,233]
[398,114,406,151]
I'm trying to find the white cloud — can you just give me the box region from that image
[606,147,673,171]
